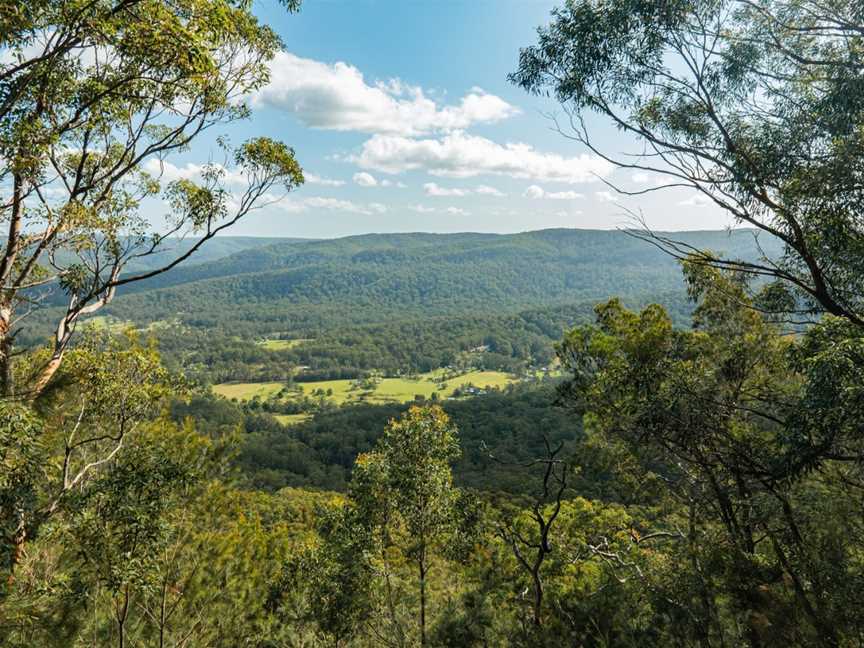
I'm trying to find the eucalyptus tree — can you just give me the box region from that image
[354,406,463,647]
[1,334,176,595]
[512,0,864,326]
[0,0,305,400]
[282,406,464,647]
[556,264,864,646]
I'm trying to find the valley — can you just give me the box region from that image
[32,227,779,494]
[4,1,860,644]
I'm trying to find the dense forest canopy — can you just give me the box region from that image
[18,228,778,382]
[2,1,863,647]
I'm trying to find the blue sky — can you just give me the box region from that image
[165,0,732,238]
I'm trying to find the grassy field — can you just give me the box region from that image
[213,369,516,405]
[273,413,313,426]
[81,316,177,334]
[257,338,311,351]
[213,381,284,400]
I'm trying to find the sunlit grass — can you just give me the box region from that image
[257,338,311,351]
[213,370,517,405]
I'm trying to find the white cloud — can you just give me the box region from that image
[252,52,519,136]
[353,131,613,183]
[678,193,713,207]
[353,171,378,187]
[409,204,436,213]
[276,196,388,216]
[445,206,470,216]
[423,182,469,197]
[595,191,617,203]
[306,172,345,187]
[352,172,406,189]
[547,190,582,200]
[524,185,583,200]
[422,182,506,197]
[475,184,506,197]
[143,159,246,185]
[631,172,650,184]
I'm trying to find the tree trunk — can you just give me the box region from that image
[0,308,12,397]
[30,351,63,399]
[531,565,543,627]
[5,525,26,589]
[418,555,427,647]
[116,585,130,648]
[159,579,167,648]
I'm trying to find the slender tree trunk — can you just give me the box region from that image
[382,548,406,648]
[0,307,13,398]
[0,172,23,397]
[418,553,427,648]
[116,585,130,648]
[159,579,168,648]
[770,535,839,648]
[688,501,717,648]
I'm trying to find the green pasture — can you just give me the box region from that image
[213,369,516,406]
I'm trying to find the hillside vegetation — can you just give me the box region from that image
[102,228,779,335]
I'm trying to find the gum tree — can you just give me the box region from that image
[0,0,304,605]
[512,0,864,326]
[0,0,305,399]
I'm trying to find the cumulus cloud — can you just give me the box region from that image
[353,132,613,183]
[446,206,470,216]
[276,196,388,216]
[595,191,617,203]
[423,182,469,197]
[524,185,545,199]
[423,182,507,197]
[143,159,246,185]
[306,172,345,187]
[524,185,583,200]
[475,185,506,197]
[352,172,406,188]
[252,52,519,136]
[353,171,379,187]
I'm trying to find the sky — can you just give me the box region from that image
[162,0,734,238]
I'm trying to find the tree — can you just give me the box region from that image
[61,422,210,648]
[0,415,216,648]
[493,435,568,629]
[512,0,864,327]
[0,0,304,400]
[556,264,864,646]
[1,332,176,591]
[357,405,461,647]
[285,406,464,647]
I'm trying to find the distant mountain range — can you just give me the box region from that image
[95,228,781,337]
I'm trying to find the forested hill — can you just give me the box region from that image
[105,228,780,335]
